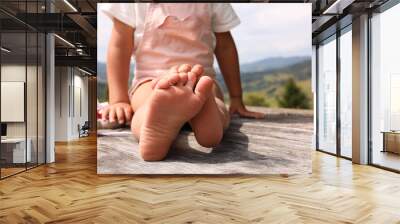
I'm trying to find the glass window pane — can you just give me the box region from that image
[1,31,27,177]
[340,28,352,158]
[27,31,38,169]
[317,36,337,154]
[1,0,46,179]
[38,33,45,165]
[24,0,39,170]
[371,3,400,171]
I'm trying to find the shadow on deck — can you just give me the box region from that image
[97,108,313,175]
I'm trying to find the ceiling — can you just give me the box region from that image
[310,0,390,43]
[0,0,98,74]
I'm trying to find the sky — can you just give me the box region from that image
[97,3,311,64]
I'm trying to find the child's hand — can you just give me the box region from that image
[229,97,265,119]
[101,102,133,124]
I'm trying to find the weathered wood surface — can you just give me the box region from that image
[2,133,400,223]
[98,108,313,174]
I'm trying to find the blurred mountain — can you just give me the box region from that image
[97,56,309,83]
[214,56,311,93]
[236,56,309,74]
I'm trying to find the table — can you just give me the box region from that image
[381,131,400,154]
[1,138,32,164]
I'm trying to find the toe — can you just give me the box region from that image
[178,64,192,73]
[179,72,188,85]
[194,76,214,102]
[186,71,198,89]
[167,72,180,86]
[156,78,171,89]
[191,64,204,77]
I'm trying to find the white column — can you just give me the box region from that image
[45,0,56,163]
[352,14,369,164]
[46,33,55,163]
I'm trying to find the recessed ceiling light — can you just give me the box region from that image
[323,0,355,15]
[63,0,78,12]
[54,34,75,48]
[78,67,92,76]
[1,47,11,53]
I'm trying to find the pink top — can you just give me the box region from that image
[130,3,217,95]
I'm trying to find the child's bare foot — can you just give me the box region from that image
[149,64,228,148]
[134,69,213,161]
[189,86,228,148]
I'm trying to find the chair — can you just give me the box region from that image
[79,121,90,138]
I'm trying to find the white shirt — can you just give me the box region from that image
[101,3,240,53]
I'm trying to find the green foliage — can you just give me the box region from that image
[97,82,108,103]
[243,92,270,107]
[277,78,310,109]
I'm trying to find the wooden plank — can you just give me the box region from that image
[98,108,313,174]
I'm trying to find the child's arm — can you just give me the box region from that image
[101,19,134,124]
[214,31,265,119]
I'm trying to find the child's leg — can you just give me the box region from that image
[130,65,213,161]
[189,81,230,148]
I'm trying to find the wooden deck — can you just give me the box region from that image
[98,108,314,174]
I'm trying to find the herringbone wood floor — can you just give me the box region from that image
[1,135,400,224]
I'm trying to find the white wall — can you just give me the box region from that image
[55,67,89,141]
[1,65,26,146]
[1,65,36,138]
[72,73,89,137]
[55,66,69,141]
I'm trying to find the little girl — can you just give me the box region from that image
[101,3,265,161]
